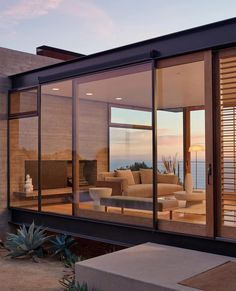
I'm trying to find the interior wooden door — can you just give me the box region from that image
[217,48,236,239]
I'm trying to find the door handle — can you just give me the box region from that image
[207,163,212,185]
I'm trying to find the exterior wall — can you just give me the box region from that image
[0,47,61,238]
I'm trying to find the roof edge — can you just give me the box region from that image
[10,17,236,78]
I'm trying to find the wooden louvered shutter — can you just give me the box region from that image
[220,52,236,236]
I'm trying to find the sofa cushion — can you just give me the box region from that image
[158,183,182,196]
[124,183,183,198]
[105,177,128,191]
[157,174,178,184]
[115,170,135,185]
[132,171,141,184]
[124,184,152,198]
[140,169,152,184]
[97,172,115,181]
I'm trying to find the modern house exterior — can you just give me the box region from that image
[2,17,236,256]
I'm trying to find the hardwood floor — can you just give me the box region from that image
[26,201,207,227]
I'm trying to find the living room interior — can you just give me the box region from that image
[9,55,209,231]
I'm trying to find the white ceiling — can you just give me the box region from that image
[157,61,205,109]
[41,61,205,109]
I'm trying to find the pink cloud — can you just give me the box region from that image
[157,135,183,146]
[0,0,116,42]
[60,0,116,40]
[0,0,61,26]
[5,0,61,18]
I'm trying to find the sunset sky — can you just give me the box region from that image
[0,0,236,55]
[4,0,225,172]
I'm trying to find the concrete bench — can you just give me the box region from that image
[100,196,179,220]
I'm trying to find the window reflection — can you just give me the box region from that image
[74,63,153,227]
[156,60,206,228]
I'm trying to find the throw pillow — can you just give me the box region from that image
[115,170,135,185]
[132,171,141,184]
[105,177,128,191]
[140,169,153,184]
[97,172,115,181]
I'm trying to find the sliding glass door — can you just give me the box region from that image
[155,51,214,236]
[73,63,154,227]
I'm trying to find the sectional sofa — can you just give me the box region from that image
[96,169,183,197]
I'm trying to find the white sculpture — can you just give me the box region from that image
[185,173,193,194]
[24,174,33,193]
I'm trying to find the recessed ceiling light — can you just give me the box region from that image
[86,92,93,96]
[115,97,122,100]
[52,88,59,91]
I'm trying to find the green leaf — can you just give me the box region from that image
[4,222,50,261]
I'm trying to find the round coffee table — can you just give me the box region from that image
[89,187,112,210]
[174,190,206,207]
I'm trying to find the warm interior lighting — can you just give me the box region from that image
[52,88,59,91]
[115,97,122,100]
[86,92,93,96]
[189,144,205,189]
[189,144,205,152]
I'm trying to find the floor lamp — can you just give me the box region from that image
[189,144,205,189]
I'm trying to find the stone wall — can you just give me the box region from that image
[0,47,61,238]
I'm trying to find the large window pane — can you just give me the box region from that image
[10,89,37,115]
[41,80,73,215]
[9,117,38,209]
[157,110,184,184]
[110,107,152,126]
[74,63,153,227]
[110,127,152,170]
[156,59,206,230]
[190,110,205,189]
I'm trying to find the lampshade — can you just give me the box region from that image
[189,144,205,152]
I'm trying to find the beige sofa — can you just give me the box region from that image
[96,169,182,198]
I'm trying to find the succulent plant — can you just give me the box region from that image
[5,221,51,262]
[60,270,88,291]
[50,234,78,263]
[63,252,80,268]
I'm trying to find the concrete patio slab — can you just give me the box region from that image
[75,242,236,291]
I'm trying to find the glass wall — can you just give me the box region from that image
[110,106,152,170]
[74,63,153,227]
[41,80,73,215]
[190,110,205,189]
[9,89,38,209]
[156,58,207,231]
[10,89,38,116]
[157,110,184,183]
[8,53,213,236]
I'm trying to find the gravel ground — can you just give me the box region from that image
[0,248,65,291]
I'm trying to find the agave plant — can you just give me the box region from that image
[63,252,80,268]
[5,221,51,262]
[60,269,88,291]
[50,234,78,264]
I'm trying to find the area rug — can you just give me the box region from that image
[179,261,236,291]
